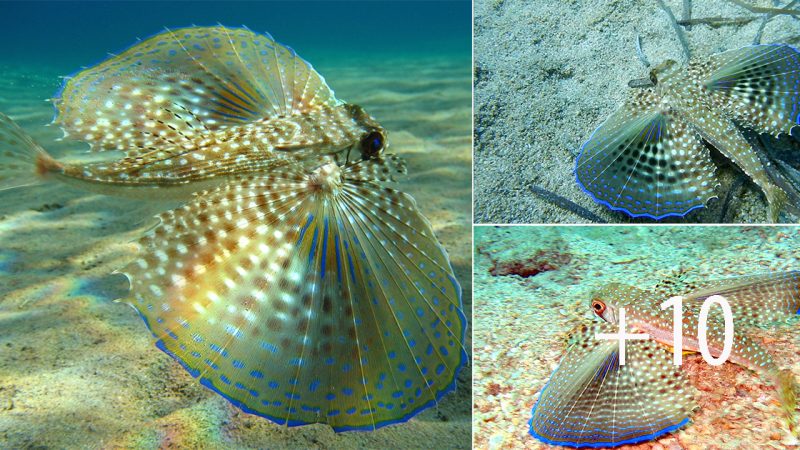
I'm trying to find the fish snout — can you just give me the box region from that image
[344,103,388,161]
[309,162,343,193]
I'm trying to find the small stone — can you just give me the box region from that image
[488,433,505,449]
[782,434,800,446]
[752,401,770,412]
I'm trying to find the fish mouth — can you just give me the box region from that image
[604,307,618,324]
[308,162,343,193]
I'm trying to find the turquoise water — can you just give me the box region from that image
[0,2,471,448]
[0,1,470,70]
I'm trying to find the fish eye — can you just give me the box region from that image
[649,71,658,86]
[591,300,606,315]
[361,131,384,157]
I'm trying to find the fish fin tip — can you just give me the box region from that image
[56,25,339,152]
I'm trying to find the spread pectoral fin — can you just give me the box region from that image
[576,89,717,219]
[122,159,466,431]
[704,44,800,137]
[530,322,696,448]
[55,26,339,153]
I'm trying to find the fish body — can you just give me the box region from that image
[36,103,381,199]
[530,272,800,447]
[0,25,467,431]
[592,282,777,375]
[576,44,800,220]
[63,104,381,180]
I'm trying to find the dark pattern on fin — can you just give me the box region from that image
[576,89,717,219]
[704,44,800,136]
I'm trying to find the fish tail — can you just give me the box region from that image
[0,112,61,191]
[765,185,787,222]
[774,368,798,435]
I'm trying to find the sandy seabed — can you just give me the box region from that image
[473,225,800,449]
[474,0,800,224]
[0,53,472,449]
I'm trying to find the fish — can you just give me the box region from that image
[529,271,800,448]
[575,44,800,221]
[0,26,467,431]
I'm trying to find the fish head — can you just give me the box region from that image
[344,103,388,161]
[590,282,643,324]
[649,59,679,86]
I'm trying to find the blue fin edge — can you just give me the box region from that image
[573,132,708,220]
[132,266,468,432]
[527,350,691,447]
[528,414,690,448]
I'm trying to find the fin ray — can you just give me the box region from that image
[530,322,696,447]
[333,185,462,385]
[576,90,718,219]
[123,159,466,431]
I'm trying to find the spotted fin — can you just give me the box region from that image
[530,322,696,448]
[121,158,466,431]
[575,89,718,219]
[55,26,338,152]
[680,275,798,431]
[343,154,407,182]
[682,271,800,328]
[703,44,800,137]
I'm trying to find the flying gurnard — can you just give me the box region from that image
[576,44,800,221]
[530,271,799,447]
[0,26,467,431]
